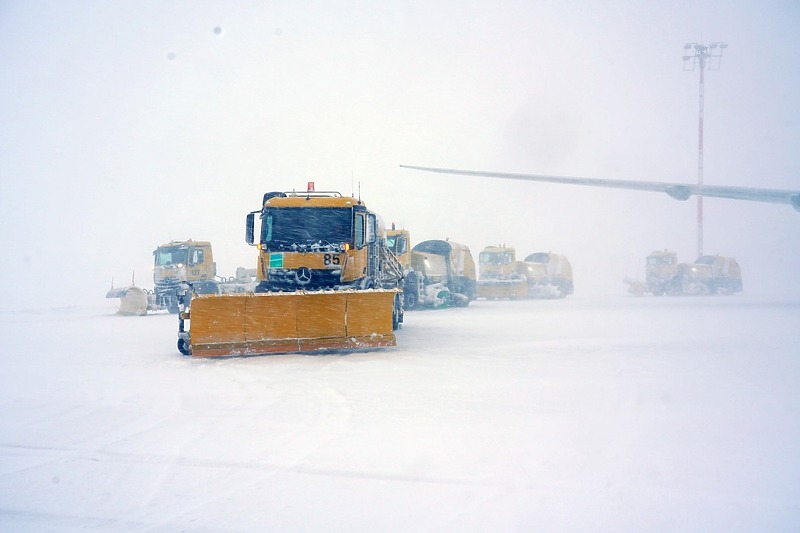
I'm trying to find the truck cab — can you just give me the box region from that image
[245,188,402,293]
[153,240,217,312]
[645,249,680,295]
[386,228,412,271]
[478,245,518,280]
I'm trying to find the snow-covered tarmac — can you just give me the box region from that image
[1,295,798,531]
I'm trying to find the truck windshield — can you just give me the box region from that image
[647,255,674,266]
[155,247,188,266]
[262,207,352,248]
[480,252,512,265]
[386,235,408,255]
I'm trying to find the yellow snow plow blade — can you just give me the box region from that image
[181,290,398,357]
[477,279,528,299]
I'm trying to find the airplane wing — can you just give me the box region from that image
[399,164,800,212]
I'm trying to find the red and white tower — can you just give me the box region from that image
[683,41,727,258]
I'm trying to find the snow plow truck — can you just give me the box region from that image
[176,184,404,357]
[386,228,477,309]
[106,240,256,315]
[476,245,573,299]
[626,249,742,296]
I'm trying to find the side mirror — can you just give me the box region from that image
[245,213,255,245]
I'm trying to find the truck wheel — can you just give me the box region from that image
[165,293,180,314]
[403,274,419,310]
[177,338,191,356]
[392,294,402,330]
[405,291,418,310]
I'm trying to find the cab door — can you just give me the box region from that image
[187,246,214,282]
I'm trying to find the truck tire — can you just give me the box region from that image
[403,274,419,310]
[177,338,191,356]
[392,293,403,330]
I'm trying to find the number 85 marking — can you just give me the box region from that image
[323,254,341,266]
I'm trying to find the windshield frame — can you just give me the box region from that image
[260,206,354,251]
[154,246,189,267]
[479,252,512,265]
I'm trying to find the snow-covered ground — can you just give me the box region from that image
[1,295,798,531]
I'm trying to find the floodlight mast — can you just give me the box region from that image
[683,41,727,258]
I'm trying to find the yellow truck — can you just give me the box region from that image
[632,249,742,296]
[689,255,743,294]
[176,185,404,357]
[477,245,573,299]
[386,227,412,271]
[387,228,476,309]
[106,240,256,315]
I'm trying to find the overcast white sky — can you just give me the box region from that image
[1,0,798,308]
